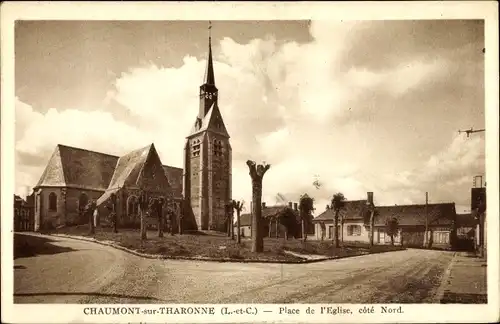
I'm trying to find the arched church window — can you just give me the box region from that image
[127,196,138,219]
[49,192,57,211]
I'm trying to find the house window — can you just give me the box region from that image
[433,231,449,244]
[328,225,334,239]
[48,192,57,211]
[347,225,362,236]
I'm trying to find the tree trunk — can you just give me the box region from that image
[340,219,344,245]
[301,218,306,242]
[369,210,375,247]
[230,212,235,240]
[390,235,394,246]
[334,212,339,247]
[176,203,183,235]
[428,229,434,249]
[140,205,147,241]
[251,178,263,252]
[236,209,241,244]
[268,218,272,238]
[158,204,163,238]
[89,211,95,235]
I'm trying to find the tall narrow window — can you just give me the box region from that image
[49,192,57,211]
[192,139,201,157]
[214,140,223,156]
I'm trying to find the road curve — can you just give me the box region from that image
[14,234,453,304]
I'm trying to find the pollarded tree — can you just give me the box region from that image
[299,194,314,242]
[85,200,97,235]
[157,197,165,237]
[385,217,399,246]
[246,160,271,253]
[138,190,148,241]
[110,193,118,233]
[331,193,346,248]
[232,200,245,244]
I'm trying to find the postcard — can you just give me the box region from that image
[1,1,498,323]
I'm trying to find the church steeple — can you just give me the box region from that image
[199,21,218,118]
[203,23,216,86]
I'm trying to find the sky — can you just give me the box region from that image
[14,19,485,214]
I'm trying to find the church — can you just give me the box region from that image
[32,32,232,232]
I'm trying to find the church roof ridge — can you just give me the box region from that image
[56,143,119,158]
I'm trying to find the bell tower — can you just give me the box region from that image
[183,22,232,231]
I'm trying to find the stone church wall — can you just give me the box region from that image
[64,188,105,225]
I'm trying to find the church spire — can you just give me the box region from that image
[203,21,216,86]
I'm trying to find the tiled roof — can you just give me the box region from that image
[373,203,456,227]
[163,165,183,199]
[313,200,368,222]
[313,201,457,227]
[456,213,476,228]
[35,145,118,191]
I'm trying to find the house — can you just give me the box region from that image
[312,193,457,249]
[31,31,232,232]
[471,186,486,255]
[454,213,476,251]
[312,200,370,243]
[374,203,457,249]
[456,213,476,238]
[233,202,304,239]
[14,194,35,232]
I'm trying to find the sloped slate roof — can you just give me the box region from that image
[35,144,183,195]
[313,200,368,222]
[313,201,456,227]
[188,104,230,138]
[373,203,456,227]
[35,145,118,191]
[163,165,183,199]
[455,213,476,228]
[107,145,151,189]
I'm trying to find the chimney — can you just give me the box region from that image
[288,202,293,208]
[293,203,298,211]
[367,192,374,205]
[262,202,266,209]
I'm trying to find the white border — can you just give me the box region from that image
[1,1,499,323]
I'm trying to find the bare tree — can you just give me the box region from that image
[157,198,165,237]
[177,203,183,235]
[233,200,244,244]
[386,217,399,246]
[85,200,97,235]
[299,194,314,242]
[246,160,271,253]
[138,191,148,241]
[110,193,118,233]
[331,193,346,248]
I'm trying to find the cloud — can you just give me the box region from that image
[15,21,485,214]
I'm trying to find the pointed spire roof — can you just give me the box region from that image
[203,21,216,86]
